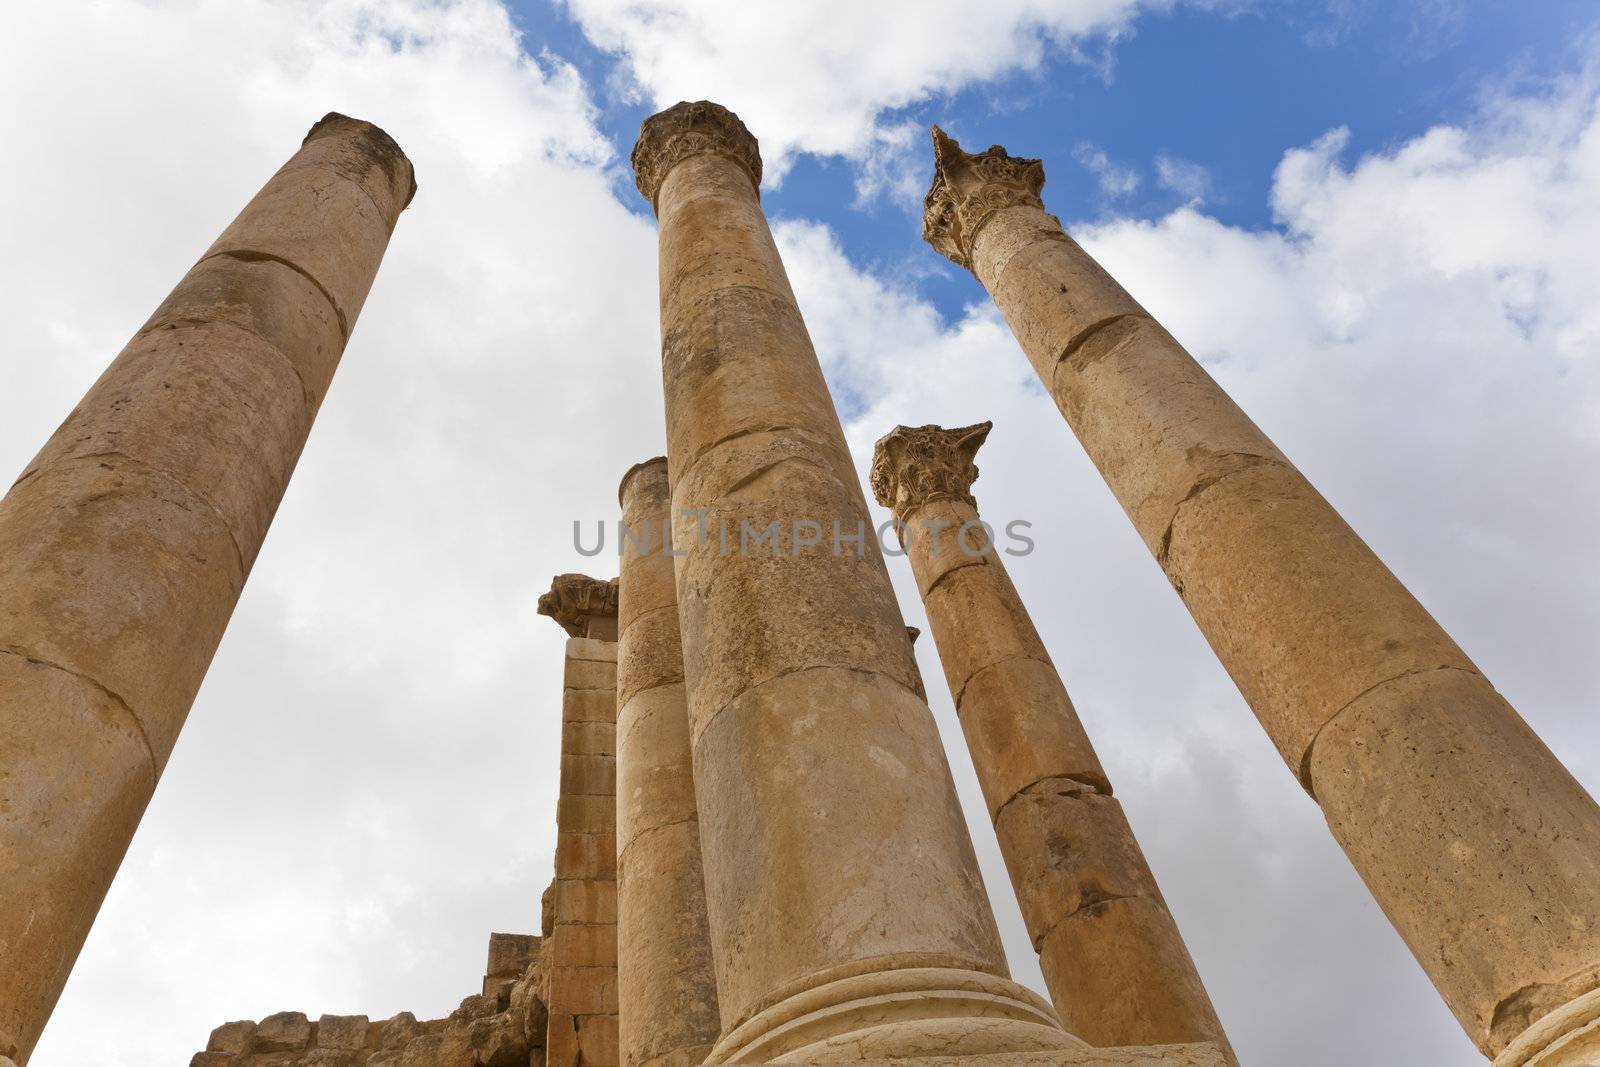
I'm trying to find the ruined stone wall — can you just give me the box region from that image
[189,933,547,1067]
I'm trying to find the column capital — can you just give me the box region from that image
[923,126,1047,269]
[538,572,619,638]
[631,100,762,210]
[870,420,993,522]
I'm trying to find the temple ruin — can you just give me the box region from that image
[0,100,1596,1067]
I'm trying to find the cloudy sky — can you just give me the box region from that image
[4,0,1599,1063]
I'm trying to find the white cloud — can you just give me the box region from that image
[1155,153,1212,202]
[560,0,1207,184]
[1074,140,1143,197]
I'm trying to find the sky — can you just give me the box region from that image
[2,1,1598,1064]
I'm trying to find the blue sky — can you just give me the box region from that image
[511,0,1598,321]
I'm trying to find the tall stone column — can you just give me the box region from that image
[615,458,721,1067]
[0,113,413,1063]
[630,101,1078,1062]
[539,574,622,1067]
[871,421,1233,1060]
[923,126,1600,1065]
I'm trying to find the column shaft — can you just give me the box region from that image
[923,126,1600,1062]
[632,101,1077,1062]
[0,114,412,1062]
[871,422,1233,1059]
[615,458,721,1067]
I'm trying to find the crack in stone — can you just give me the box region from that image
[992,772,1114,828]
[1155,453,1292,573]
[137,316,323,416]
[1055,313,1147,370]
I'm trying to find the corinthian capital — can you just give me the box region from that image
[631,100,763,210]
[923,126,1048,269]
[538,572,620,638]
[870,421,993,522]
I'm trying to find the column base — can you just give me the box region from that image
[706,967,1082,1063]
[1494,988,1600,1067]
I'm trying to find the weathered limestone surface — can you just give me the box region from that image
[871,422,1233,1060]
[923,124,1600,1059]
[541,578,620,1067]
[187,933,548,1067]
[615,459,720,1067]
[0,113,412,1063]
[633,100,1080,1062]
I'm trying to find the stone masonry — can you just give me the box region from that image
[538,574,621,1067]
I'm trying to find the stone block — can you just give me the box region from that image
[397,1031,474,1067]
[558,754,615,797]
[189,1055,235,1067]
[552,922,617,967]
[555,878,617,925]
[556,794,615,835]
[562,688,617,725]
[254,1012,311,1052]
[208,1020,257,1053]
[561,720,616,757]
[376,1012,418,1049]
[565,637,617,664]
[547,967,618,1015]
[562,656,616,691]
[577,1012,619,1065]
[485,932,536,979]
[554,831,616,879]
[316,1014,368,1050]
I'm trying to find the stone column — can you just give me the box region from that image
[0,113,413,1063]
[538,574,622,1067]
[871,421,1233,1058]
[615,458,721,1067]
[630,100,1077,1063]
[923,126,1600,1065]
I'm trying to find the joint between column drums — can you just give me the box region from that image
[0,646,160,784]
[1492,982,1600,1066]
[1296,663,1483,797]
[1154,452,1291,571]
[202,249,350,341]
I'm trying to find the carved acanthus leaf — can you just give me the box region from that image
[538,573,619,637]
[870,421,993,522]
[631,100,762,210]
[923,126,1047,269]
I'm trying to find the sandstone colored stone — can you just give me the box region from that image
[396,1031,474,1067]
[615,457,720,1067]
[553,878,616,926]
[0,651,155,1059]
[317,1015,369,1050]
[872,421,1232,1059]
[636,99,1078,1059]
[924,125,1600,1059]
[140,254,344,416]
[0,114,410,1063]
[377,1013,419,1049]
[189,1054,236,1067]
[208,1020,258,1054]
[255,1011,312,1052]
[557,754,615,797]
